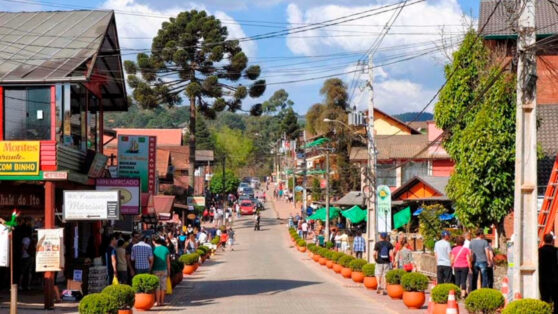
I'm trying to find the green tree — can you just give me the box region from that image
[209,169,240,195]
[311,177,322,201]
[280,108,300,140]
[433,30,516,228]
[262,89,294,114]
[125,10,266,193]
[195,115,214,150]
[305,78,349,136]
[214,126,254,171]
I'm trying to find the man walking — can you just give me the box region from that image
[131,235,154,275]
[301,220,308,240]
[353,232,365,259]
[374,232,393,295]
[434,230,452,284]
[470,229,491,290]
[539,234,558,313]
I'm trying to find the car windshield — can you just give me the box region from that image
[241,201,252,206]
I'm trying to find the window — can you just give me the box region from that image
[377,163,396,187]
[4,87,51,140]
[402,161,428,183]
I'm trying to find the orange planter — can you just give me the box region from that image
[341,267,352,278]
[118,310,133,314]
[319,257,327,265]
[313,255,320,262]
[134,293,155,311]
[299,247,307,253]
[193,263,199,271]
[183,265,195,275]
[402,291,426,309]
[351,271,364,283]
[333,264,343,273]
[433,303,449,314]
[326,260,334,268]
[363,276,378,289]
[386,284,404,299]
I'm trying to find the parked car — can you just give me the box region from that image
[242,187,255,198]
[238,182,250,195]
[240,200,256,215]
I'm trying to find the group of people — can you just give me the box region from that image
[202,205,236,225]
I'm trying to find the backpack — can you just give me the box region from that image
[379,241,390,259]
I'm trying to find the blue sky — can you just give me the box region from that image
[1,0,482,115]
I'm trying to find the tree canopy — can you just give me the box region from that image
[214,126,254,171]
[209,169,240,195]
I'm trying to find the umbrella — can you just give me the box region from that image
[439,213,455,221]
[307,207,341,221]
[412,208,424,216]
[341,205,367,224]
[294,186,305,192]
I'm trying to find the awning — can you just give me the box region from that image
[302,137,330,149]
[153,195,175,215]
[341,205,367,224]
[307,207,341,221]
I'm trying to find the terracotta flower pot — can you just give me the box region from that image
[319,257,327,265]
[134,293,155,311]
[326,260,334,268]
[308,251,313,258]
[313,255,320,262]
[299,247,307,253]
[183,264,195,275]
[403,291,426,309]
[351,271,364,283]
[341,267,352,278]
[386,284,404,299]
[433,303,448,314]
[363,276,378,289]
[333,263,343,273]
[193,263,199,271]
[118,310,133,314]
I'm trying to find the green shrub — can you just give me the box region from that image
[401,273,429,292]
[196,249,205,256]
[101,284,135,309]
[385,269,407,285]
[316,247,326,256]
[211,236,220,245]
[349,258,367,272]
[307,243,316,252]
[179,253,200,265]
[199,246,210,254]
[170,259,184,276]
[425,239,435,250]
[465,288,505,314]
[297,239,307,247]
[330,252,343,262]
[325,241,334,249]
[338,255,355,268]
[79,293,118,314]
[323,250,332,259]
[502,299,552,314]
[132,274,159,294]
[362,263,376,277]
[431,283,461,304]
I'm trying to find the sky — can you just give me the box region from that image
[0,0,481,116]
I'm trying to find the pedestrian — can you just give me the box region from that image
[126,231,140,280]
[353,231,365,259]
[374,232,393,295]
[209,206,215,223]
[228,227,235,251]
[185,233,197,254]
[18,233,33,291]
[463,231,471,248]
[486,240,495,288]
[105,234,118,285]
[220,230,229,251]
[116,239,128,285]
[334,231,342,251]
[340,231,349,253]
[394,237,415,272]
[197,228,208,245]
[539,233,558,313]
[152,237,170,307]
[451,236,471,298]
[434,230,452,284]
[301,220,308,239]
[254,212,261,231]
[131,234,154,274]
[470,229,491,290]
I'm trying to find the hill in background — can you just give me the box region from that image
[394,112,433,122]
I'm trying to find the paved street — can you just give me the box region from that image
[158,199,411,314]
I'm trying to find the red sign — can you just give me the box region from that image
[43,171,68,181]
[148,136,156,195]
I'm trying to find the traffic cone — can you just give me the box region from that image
[446,289,458,314]
[426,295,434,314]
[501,277,509,306]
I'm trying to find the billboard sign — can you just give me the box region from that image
[117,135,157,194]
[96,178,140,215]
[0,141,40,176]
[63,190,120,220]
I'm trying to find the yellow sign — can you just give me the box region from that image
[0,141,40,175]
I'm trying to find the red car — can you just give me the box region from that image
[240,200,255,215]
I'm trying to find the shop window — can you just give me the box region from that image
[377,163,396,187]
[3,87,51,140]
[402,161,428,183]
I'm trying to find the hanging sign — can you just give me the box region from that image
[63,191,120,220]
[376,185,392,233]
[0,141,40,175]
[117,135,157,194]
[0,228,9,267]
[96,178,140,215]
[36,228,64,272]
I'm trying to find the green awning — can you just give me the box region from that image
[307,206,341,221]
[341,205,367,224]
[302,137,330,149]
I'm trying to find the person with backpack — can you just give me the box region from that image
[374,232,393,295]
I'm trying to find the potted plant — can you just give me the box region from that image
[465,288,505,314]
[325,251,335,268]
[79,293,119,314]
[431,283,461,314]
[102,284,135,314]
[196,249,206,263]
[170,260,184,287]
[318,248,328,265]
[332,252,344,273]
[131,274,159,311]
[297,239,307,252]
[325,241,334,249]
[338,255,355,278]
[349,259,367,283]
[385,269,406,299]
[313,246,321,262]
[503,299,552,314]
[307,243,316,258]
[362,263,377,289]
[179,253,199,275]
[401,272,429,309]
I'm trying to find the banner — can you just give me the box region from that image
[0,228,9,267]
[377,185,392,232]
[96,178,140,215]
[0,141,40,175]
[393,206,411,229]
[36,228,64,272]
[117,135,157,194]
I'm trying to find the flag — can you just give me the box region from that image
[393,206,411,229]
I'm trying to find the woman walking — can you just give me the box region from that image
[451,236,472,298]
[394,238,415,272]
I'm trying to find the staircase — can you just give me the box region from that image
[538,154,558,246]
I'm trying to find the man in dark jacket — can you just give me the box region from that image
[539,233,558,313]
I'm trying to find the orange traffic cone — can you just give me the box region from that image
[446,289,458,314]
[426,295,434,314]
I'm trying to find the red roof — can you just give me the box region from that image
[104,128,183,147]
[153,195,175,215]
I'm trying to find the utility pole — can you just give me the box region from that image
[325,147,330,242]
[513,0,538,299]
[365,57,377,262]
[222,156,226,208]
[303,131,308,216]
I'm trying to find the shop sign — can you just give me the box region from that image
[187,196,205,207]
[0,228,9,267]
[0,141,40,176]
[377,185,392,233]
[87,153,108,178]
[36,228,64,272]
[0,192,41,207]
[117,135,156,194]
[43,171,68,181]
[63,190,120,220]
[96,178,140,215]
